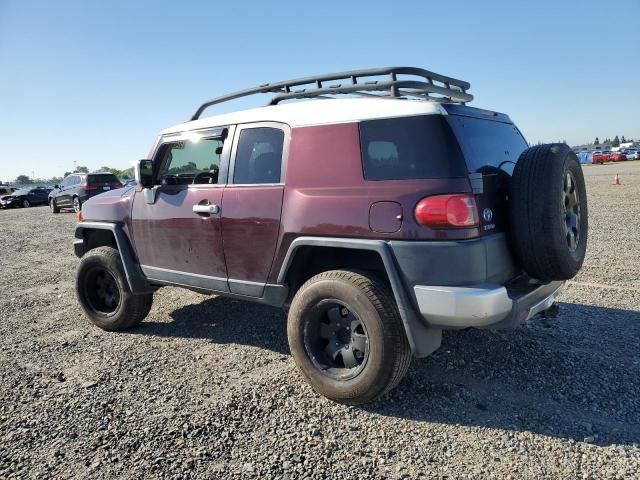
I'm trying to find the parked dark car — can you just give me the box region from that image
[0,187,51,208]
[73,67,588,405]
[48,172,123,213]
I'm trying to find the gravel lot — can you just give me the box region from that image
[1,163,639,479]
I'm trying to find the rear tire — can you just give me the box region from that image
[49,198,60,213]
[73,197,81,213]
[22,199,31,208]
[287,270,411,405]
[509,143,588,281]
[76,246,153,331]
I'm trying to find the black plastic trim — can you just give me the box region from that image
[278,236,443,358]
[74,222,155,294]
[389,234,518,288]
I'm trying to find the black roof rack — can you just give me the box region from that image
[190,66,472,121]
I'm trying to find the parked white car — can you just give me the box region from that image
[623,149,638,160]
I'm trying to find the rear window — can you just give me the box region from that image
[359,115,466,181]
[446,116,528,174]
[88,174,119,184]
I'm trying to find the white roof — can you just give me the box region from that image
[161,98,445,135]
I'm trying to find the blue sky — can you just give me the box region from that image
[1,0,639,181]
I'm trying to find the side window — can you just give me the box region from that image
[233,128,284,184]
[159,136,224,186]
[360,115,466,180]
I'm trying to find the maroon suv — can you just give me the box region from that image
[73,67,588,404]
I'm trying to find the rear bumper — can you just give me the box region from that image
[413,279,564,329]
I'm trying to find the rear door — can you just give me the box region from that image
[221,123,288,297]
[444,108,529,235]
[130,127,233,291]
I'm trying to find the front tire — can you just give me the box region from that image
[287,270,411,405]
[76,246,153,331]
[49,198,60,213]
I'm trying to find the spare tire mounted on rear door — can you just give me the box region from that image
[508,143,588,281]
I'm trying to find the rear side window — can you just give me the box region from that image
[233,128,284,184]
[446,116,528,174]
[360,115,466,181]
[88,174,119,184]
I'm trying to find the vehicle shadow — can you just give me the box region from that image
[135,298,639,446]
[134,296,290,355]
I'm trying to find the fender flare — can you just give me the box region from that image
[74,222,155,294]
[277,237,441,358]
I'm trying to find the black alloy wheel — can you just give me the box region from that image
[82,266,121,315]
[562,171,581,252]
[303,300,370,381]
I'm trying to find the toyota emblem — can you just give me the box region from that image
[483,208,494,223]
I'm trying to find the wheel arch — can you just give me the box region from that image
[75,222,155,294]
[277,237,441,358]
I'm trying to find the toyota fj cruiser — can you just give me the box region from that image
[73,67,588,404]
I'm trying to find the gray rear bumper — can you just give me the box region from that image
[414,280,564,329]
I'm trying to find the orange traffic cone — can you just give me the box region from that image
[612,174,621,185]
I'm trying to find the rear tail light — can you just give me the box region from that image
[114,182,123,188]
[415,194,479,228]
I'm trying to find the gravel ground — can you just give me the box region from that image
[1,163,639,479]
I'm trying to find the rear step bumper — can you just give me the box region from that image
[413,278,564,329]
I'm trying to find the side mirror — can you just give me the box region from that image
[53,184,59,189]
[134,159,154,189]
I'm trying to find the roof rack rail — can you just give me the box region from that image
[190,66,472,121]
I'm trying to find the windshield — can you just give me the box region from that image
[446,115,528,175]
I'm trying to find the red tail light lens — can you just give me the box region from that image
[114,182,123,188]
[415,194,479,228]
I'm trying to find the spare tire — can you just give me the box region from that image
[509,144,588,281]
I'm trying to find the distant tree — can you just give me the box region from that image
[594,137,600,145]
[612,136,620,147]
[76,165,89,173]
[63,171,71,178]
[120,167,134,179]
[603,138,611,145]
[15,175,31,184]
[621,136,627,143]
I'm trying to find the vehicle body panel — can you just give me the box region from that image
[129,186,228,283]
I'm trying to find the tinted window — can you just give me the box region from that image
[446,116,529,174]
[88,174,119,184]
[160,136,224,185]
[233,128,284,184]
[360,115,466,181]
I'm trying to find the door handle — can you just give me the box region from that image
[192,204,220,215]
